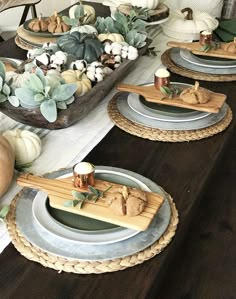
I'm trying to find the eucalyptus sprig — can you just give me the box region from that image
[159,85,180,100]
[63,185,112,209]
[199,41,221,53]
[0,205,10,222]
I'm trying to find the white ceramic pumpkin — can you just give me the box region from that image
[162,0,223,18]
[69,4,96,24]
[131,0,159,9]
[0,136,15,197]
[161,7,218,40]
[97,33,124,43]
[3,129,42,166]
[61,70,92,96]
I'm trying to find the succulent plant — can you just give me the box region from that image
[94,10,147,48]
[0,61,19,107]
[15,67,77,123]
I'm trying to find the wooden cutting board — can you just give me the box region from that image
[117,83,226,113]
[167,41,236,60]
[17,174,164,231]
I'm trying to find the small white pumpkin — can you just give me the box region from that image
[69,4,96,24]
[98,33,124,43]
[131,0,159,9]
[70,25,98,35]
[3,129,42,166]
[61,70,92,96]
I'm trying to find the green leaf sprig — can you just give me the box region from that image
[159,85,180,100]
[63,185,112,209]
[199,41,221,53]
[0,205,10,222]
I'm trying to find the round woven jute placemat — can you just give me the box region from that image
[6,189,178,274]
[107,94,233,142]
[161,49,236,82]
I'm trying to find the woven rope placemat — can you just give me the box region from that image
[107,93,233,142]
[6,188,178,274]
[161,49,236,82]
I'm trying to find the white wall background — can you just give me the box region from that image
[0,0,78,32]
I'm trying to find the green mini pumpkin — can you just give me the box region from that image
[57,31,104,63]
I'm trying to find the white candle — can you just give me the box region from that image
[74,162,94,174]
[201,30,212,35]
[155,68,170,78]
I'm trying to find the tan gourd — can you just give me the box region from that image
[97,33,124,43]
[3,129,42,166]
[48,17,70,33]
[28,14,48,32]
[0,136,15,197]
[180,81,210,104]
[61,70,92,96]
[223,37,236,54]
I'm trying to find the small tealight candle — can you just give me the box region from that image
[154,68,170,90]
[200,30,213,46]
[73,162,95,188]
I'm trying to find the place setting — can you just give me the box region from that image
[161,32,236,82]
[108,68,232,142]
[6,162,178,274]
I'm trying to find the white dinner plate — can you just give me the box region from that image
[16,166,171,260]
[32,169,151,245]
[180,49,236,69]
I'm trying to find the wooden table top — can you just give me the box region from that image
[0,2,235,299]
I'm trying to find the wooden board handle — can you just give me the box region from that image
[167,41,193,51]
[117,83,152,97]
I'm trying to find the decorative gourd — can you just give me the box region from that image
[70,25,98,35]
[3,129,42,166]
[5,71,31,88]
[28,14,48,32]
[161,7,218,40]
[131,0,159,9]
[69,2,96,25]
[223,37,236,54]
[48,17,70,33]
[57,31,104,63]
[61,70,92,96]
[49,10,60,23]
[0,136,15,197]
[180,81,210,104]
[97,33,124,43]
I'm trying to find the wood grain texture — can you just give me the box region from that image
[167,40,236,60]
[0,2,235,299]
[117,83,226,113]
[17,174,164,231]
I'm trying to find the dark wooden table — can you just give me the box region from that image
[0,2,235,299]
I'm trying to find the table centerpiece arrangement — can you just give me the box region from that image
[0,1,155,129]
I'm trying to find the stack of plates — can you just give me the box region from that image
[116,82,228,131]
[15,166,171,260]
[169,48,236,76]
[15,19,64,49]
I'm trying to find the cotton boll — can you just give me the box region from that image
[95,73,104,82]
[69,60,87,71]
[121,50,128,59]
[35,53,51,66]
[86,70,96,81]
[105,44,113,54]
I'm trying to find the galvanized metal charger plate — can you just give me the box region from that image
[6,167,178,274]
[161,49,236,82]
[108,92,233,142]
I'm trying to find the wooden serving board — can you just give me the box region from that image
[117,83,226,113]
[167,41,236,60]
[17,174,164,231]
